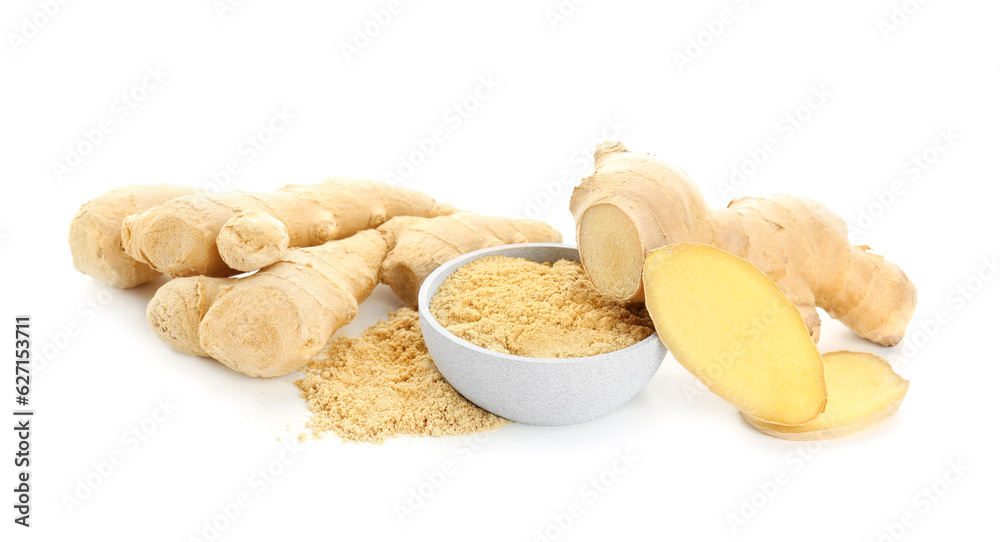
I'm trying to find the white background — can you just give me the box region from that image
[2,1,998,541]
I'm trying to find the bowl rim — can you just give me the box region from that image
[416,242,663,365]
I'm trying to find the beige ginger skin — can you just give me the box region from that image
[147,230,388,377]
[570,141,917,346]
[377,213,563,307]
[122,177,458,278]
[69,184,199,288]
[146,213,561,376]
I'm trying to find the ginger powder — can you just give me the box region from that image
[429,256,654,358]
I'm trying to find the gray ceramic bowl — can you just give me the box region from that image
[417,243,667,426]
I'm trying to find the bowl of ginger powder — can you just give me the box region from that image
[419,243,667,425]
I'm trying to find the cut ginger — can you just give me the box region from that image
[643,242,827,426]
[742,351,909,440]
[571,141,918,346]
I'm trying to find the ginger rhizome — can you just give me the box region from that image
[122,178,458,278]
[215,209,290,272]
[146,230,387,377]
[145,212,562,376]
[69,184,198,288]
[570,141,917,346]
[742,351,909,440]
[377,213,563,307]
[643,243,828,425]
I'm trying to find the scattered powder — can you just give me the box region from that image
[295,308,505,444]
[430,256,654,358]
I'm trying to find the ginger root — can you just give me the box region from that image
[146,230,387,377]
[144,205,563,375]
[122,178,457,278]
[216,209,290,272]
[742,351,909,440]
[69,184,198,288]
[570,141,917,346]
[377,213,563,307]
[643,242,827,425]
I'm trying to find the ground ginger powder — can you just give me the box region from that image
[295,308,505,444]
[430,256,654,358]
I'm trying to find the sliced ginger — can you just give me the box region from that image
[643,242,827,426]
[742,351,909,440]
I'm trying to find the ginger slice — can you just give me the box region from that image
[643,242,827,426]
[742,351,909,440]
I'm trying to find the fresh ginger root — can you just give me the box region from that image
[122,178,458,278]
[643,243,827,425]
[69,184,199,288]
[146,230,387,377]
[216,209,290,272]
[570,141,917,346]
[742,351,909,440]
[377,213,563,307]
[147,212,562,374]
[144,275,237,358]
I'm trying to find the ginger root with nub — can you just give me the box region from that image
[146,230,387,377]
[377,213,563,307]
[122,178,458,278]
[69,184,198,288]
[570,141,917,346]
[145,212,562,376]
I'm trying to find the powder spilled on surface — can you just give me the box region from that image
[295,308,505,444]
[430,256,654,358]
